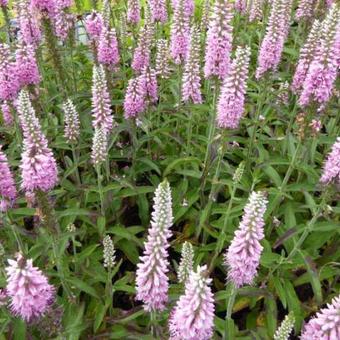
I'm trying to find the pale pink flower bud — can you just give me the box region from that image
[204,0,234,79]
[63,98,80,144]
[18,90,58,193]
[91,65,113,133]
[169,265,215,339]
[0,146,17,211]
[301,294,340,339]
[217,46,251,129]
[5,253,55,322]
[320,137,340,185]
[135,180,173,311]
[224,191,268,287]
[170,0,190,64]
[291,19,322,93]
[182,25,202,104]
[127,0,140,24]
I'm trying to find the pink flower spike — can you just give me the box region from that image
[132,26,152,71]
[320,137,340,185]
[235,0,247,14]
[1,101,13,126]
[171,0,194,17]
[16,41,41,87]
[5,253,55,322]
[16,0,41,46]
[91,65,113,133]
[217,46,251,129]
[127,0,141,24]
[301,294,340,340]
[149,0,167,23]
[291,19,321,93]
[182,25,202,104]
[0,146,17,212]
[224,191,268,288]
[18,90,58,193]
[135,180,173,311]
[170,0,190,64]
[256,0,293,79]
[98,26,120,68]
[0,44,20,101]
[299,4,340,107]
[204,0,234,79]
[123,77,146,119]
[295,0,316,21]
[139,67,158,103]
[169,265,215,340]
[249,0,264,22]
[85,11,104,39]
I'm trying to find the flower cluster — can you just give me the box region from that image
[98,26,120,68]
[132,26,152,71]
[177,241,194,284]
[15,41,41,87]
[249,0,264,22]
[171,0,194,17]
[170,0,190,64]
[235,0,247,14]
[299,4,340,107]
[155,39,171,79]
[135,180,173,311]
[217,46,251,129]
[224,191,268,287]
[103,235,116,269]
[123,77,146,119]
[291,19,321,93]
[320,137,340,185]
[63,98,80,144]
[127,0,140,24]
[0,44,19,101]
[1,101,13,126]
[169,265,215,340]
[5,253,55,322]
[0,146,17,212]
[149,0,167,23]
[295,0,316,20]
[301,294,340,339]
[91,65,113,133]
[256,0,293,79]
[85,11,104,39]
[204,0,234,79]
[16,0,41,46]
[18,90,58,192]
[182,26,202,104]
[139,67,158,103]
[274,312,295,340]
[91,127,107,165]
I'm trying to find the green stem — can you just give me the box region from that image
[225,284,236,339]
[209,183,237,272]
[196,136,226,240]
[36,190,59,234]
[150,311,159,337]
[51,236,73,299]
[265,193,328,282]
[71,145,81,186]
[186,108,193,156]
[42,17,67,93]
[96,165,105,216]
[3,213,26,255]
[199,79,219,205]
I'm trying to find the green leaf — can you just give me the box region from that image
[67,277,101,300]
[163,157,201,176]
